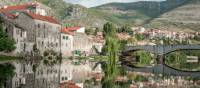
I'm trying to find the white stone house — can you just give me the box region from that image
[61,28,74,57]
[60,26,93,56]
[60,60,73,83]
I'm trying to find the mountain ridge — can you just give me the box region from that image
[0,0,199,31]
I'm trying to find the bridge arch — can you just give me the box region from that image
[163,45,200,55]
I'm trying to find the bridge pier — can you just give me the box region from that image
[157,55,164,64]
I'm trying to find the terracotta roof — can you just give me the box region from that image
[0,3,37,13]
[3,13,17,19]
[61,27,82,35]
[61,28,74,35]
[65,27,81,31]
[26,12,60,24]
[60,81,80,88]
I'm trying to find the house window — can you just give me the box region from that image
[56,43,58,47]
[43,24,46,29]
[65,77,68,80]
[63,36,69,40]
[42,41,44,46]
[38,24,40,28]
[62,77,64,81]
[65,36,68,40]
[16,30,19,35]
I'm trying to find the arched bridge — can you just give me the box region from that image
[123,45,200,55]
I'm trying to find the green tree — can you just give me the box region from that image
[119,24,133,35]
[0,18,16,52]
[85,28,94,35]
[101,22,120,88]
[135,34,145,41]
[103,22,116,38]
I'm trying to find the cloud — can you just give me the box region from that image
[65,0,165,8]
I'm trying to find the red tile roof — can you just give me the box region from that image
[0,3,37,13]
[65,27,81,31]
[60,81,80,88]
[61,27,81,35]
[26,12,60,24]
[61,28,74,35]
[3,13,17,19]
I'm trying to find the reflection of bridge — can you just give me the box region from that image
[122,45,200,78]
[124,64,200,78]
[123,45,200,55]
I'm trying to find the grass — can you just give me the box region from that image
[0,55,19,61]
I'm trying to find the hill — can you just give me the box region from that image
[95,0,188,26]
[146,0,200,31]
[1,0,199,31]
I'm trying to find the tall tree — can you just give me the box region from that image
[101,22,120,88]
[103,22,116,38]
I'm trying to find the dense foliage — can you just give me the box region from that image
[43,50,61,66]
[101,22,120,88]
[0,63,15,88]
[0,19,16,52]
[165,50,200,71]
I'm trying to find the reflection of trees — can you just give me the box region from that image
[43,49,61,66]
[136,51,153,65]
[0,63,15,88]
[165,51,200,71]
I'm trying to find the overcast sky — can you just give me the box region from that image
[64,0,165,8]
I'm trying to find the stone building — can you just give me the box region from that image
[9,61,60,88]
[61,27,94,57]
[1,12,61,55]
[0,3,61,55]
[61,27,74,57]
[1,13,28,55]
[73,32,93,55]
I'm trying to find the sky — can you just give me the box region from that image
[64,0,165,8]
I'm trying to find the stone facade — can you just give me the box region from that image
[8,12,61,55]
[9,61,60,88]
[73,33,93,55]
[61,33,74,57]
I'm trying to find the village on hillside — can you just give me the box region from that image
[1,2,200,88]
